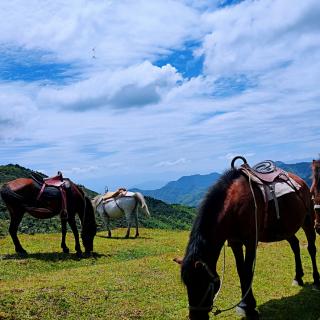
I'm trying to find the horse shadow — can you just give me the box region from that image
[96,235,152,240]
[257,284,320,319]
[1,251,109,261]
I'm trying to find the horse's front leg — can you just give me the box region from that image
[302,214,320,289]
[106,216,112,238]
[231,241,258,319]
[8,207,27,255]
[287,235,304,286]
[61,218,69,253]
[67,216,82,257]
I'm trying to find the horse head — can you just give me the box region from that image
[175,257,220,320]
[80,196,97,254]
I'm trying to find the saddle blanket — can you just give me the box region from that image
[258,178,301,202]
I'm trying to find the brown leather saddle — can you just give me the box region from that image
[231,156,289,184]
[35,171,69,219]
[231,157,294,220]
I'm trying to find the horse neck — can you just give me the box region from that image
[185,169,240,265]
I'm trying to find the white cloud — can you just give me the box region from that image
[155,158,189,167]
[0,0,320,190]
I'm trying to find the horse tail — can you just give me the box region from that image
[134,192,151,217]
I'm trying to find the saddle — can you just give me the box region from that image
[232,157,299,220]
[35,171,69,219]
[242,160,289,184]
[102,188,127,202]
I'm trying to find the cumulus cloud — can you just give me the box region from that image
[36,61,182,111]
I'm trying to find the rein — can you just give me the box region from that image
[188,274,220,312]
[211,174,259,316]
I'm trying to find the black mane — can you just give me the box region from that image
[183,168,241,264]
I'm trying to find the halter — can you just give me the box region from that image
[188,273,220,313]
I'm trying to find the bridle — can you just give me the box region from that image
[188,264,221,313]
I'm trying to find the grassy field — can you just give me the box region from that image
[0,229,319,320]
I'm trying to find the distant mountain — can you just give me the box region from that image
[0,164,196,236]
[133,161,313,207]
[132,172,221,207]
[130,179,167,190]
[275,161,312,186]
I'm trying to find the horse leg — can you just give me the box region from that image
[125,213,131,238]
[8,209,27,255]
[134,208,139,238]
[67,216,82,257]
[230,241,258,319]
[100,211,111,238]
[302,215,320,289]
[106,217,111,238]
[287,235,304,286]
[61,218,69,253]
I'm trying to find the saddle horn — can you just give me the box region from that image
[231,156,247,169]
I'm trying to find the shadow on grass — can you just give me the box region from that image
[257,284,320,320]
[2,251,109,261]
[96,235,152,240]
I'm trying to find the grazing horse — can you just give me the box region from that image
[175,157,319,320]
[92,191,150,238]
[0,176,97,256]
[310,159,320,234]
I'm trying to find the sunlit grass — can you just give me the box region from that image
[0,229,319,319]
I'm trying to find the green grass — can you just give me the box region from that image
[0,229,319,319]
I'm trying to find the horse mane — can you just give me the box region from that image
[183,168,241,264]
[312,159,320,190]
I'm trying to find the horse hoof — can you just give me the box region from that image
[236,306,259,319]
[62,248,70,254]
[292,279,304,286]
[76,251,83,258]
[16,249,28,256]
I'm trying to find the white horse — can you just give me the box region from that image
[92,191,151,238]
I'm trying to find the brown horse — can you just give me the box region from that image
[175,157,319,320]
[0,176,96,256]
[310,159,320,234]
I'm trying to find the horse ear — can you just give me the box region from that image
[173,257,183,265]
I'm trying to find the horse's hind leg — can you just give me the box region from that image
[8,207,27,254]
[287,235,304,286]
[61,218,69,253]
[302,215,320,289]
[134,209,139,238]
[67,216,82,257]
[125,213,131,238]
[230,241,258,319]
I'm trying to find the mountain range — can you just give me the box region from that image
[132,161,313,207]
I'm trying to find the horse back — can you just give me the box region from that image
[5,178,34,192]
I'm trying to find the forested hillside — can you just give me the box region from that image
[0,164,196,236]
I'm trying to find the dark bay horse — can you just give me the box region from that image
[0,177,97,256]
[176,158,319,319]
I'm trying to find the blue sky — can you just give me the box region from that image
[0,0,320,192]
